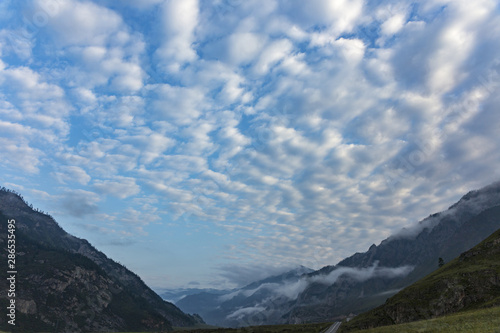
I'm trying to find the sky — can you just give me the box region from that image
[0,0,500,290]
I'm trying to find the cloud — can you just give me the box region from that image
[280,0,364,35]
[0,138,42,174]
[58,189,100,218]
[235,262,412,302]
[53,166,91,185]
[392,180,500,239]
[149,84,205,126]
[226,32,266,65]
[216,263,297,288]
[0,65,70,132]
[222,262,413,321]
[156,0,199,72]
[1,0,500,290]
[227,306,266,321]
[253,39,293,75]
[93,177,140,199]
[36,0,122,46]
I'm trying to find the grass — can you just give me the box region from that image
[7,307,500,333]
[349,305,500,333]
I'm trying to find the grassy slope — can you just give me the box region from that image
[349,305,500,333]
[340,228,500,332]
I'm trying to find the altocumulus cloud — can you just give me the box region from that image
[0,0,499,288]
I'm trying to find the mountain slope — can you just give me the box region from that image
[159,288,230,304]
[170,181,500,327]
[339,226,500,332]
[285,181,500,323]
[175,266,314,327]
[0,188,199,332]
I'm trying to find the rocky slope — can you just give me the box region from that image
[339,226,500,332]
[0,189,199,332]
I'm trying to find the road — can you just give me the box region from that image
[324,321,341,333]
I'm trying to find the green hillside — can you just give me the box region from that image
[340,227,500,332]
[347,305,500,333]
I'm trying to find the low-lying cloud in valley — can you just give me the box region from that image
[224,262,414,320]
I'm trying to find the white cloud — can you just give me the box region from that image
[0,66,69,122]
[0,138,42,174]
[227,306,266,320]
[149,84,205,126]
[253,39,293,75]
[381,12,407,36]
[425,1,492,94]
[227,32,266,65]
[156,0,199,72]
[1,0,500,290]
[53,166,91,185]
[280,0,364,35]
[93,177,140,199]
[38,0,123,47]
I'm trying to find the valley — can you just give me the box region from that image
[2,181,500,331]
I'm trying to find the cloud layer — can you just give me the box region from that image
[0,0,500,288]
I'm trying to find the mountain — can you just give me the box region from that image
[285,181,500,323]
[175,181,500,327]
[175,266,314,327]
[0,188,200,332]
[159,288,230,304]
[339,226,500,332]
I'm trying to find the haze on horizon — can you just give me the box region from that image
[0,0,499,290]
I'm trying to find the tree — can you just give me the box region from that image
[438,257,445,268]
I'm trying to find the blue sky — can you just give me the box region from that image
[1,0,500,290]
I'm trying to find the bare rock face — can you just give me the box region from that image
[0,189,200,332]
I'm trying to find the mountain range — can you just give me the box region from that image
[173,181,500,327]
[0,188,201,332]
[1,180,499,331]
[175,266,314,327]
[339,225,500,332]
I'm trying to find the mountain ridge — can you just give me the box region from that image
[339,226,500,332]
[175,266,314,327]
[173,181,500,326]
[0,188,199,332]
[286,181,500,323]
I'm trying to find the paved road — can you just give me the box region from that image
[324,321,341,333]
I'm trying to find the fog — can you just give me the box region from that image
[225,262,413,320]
